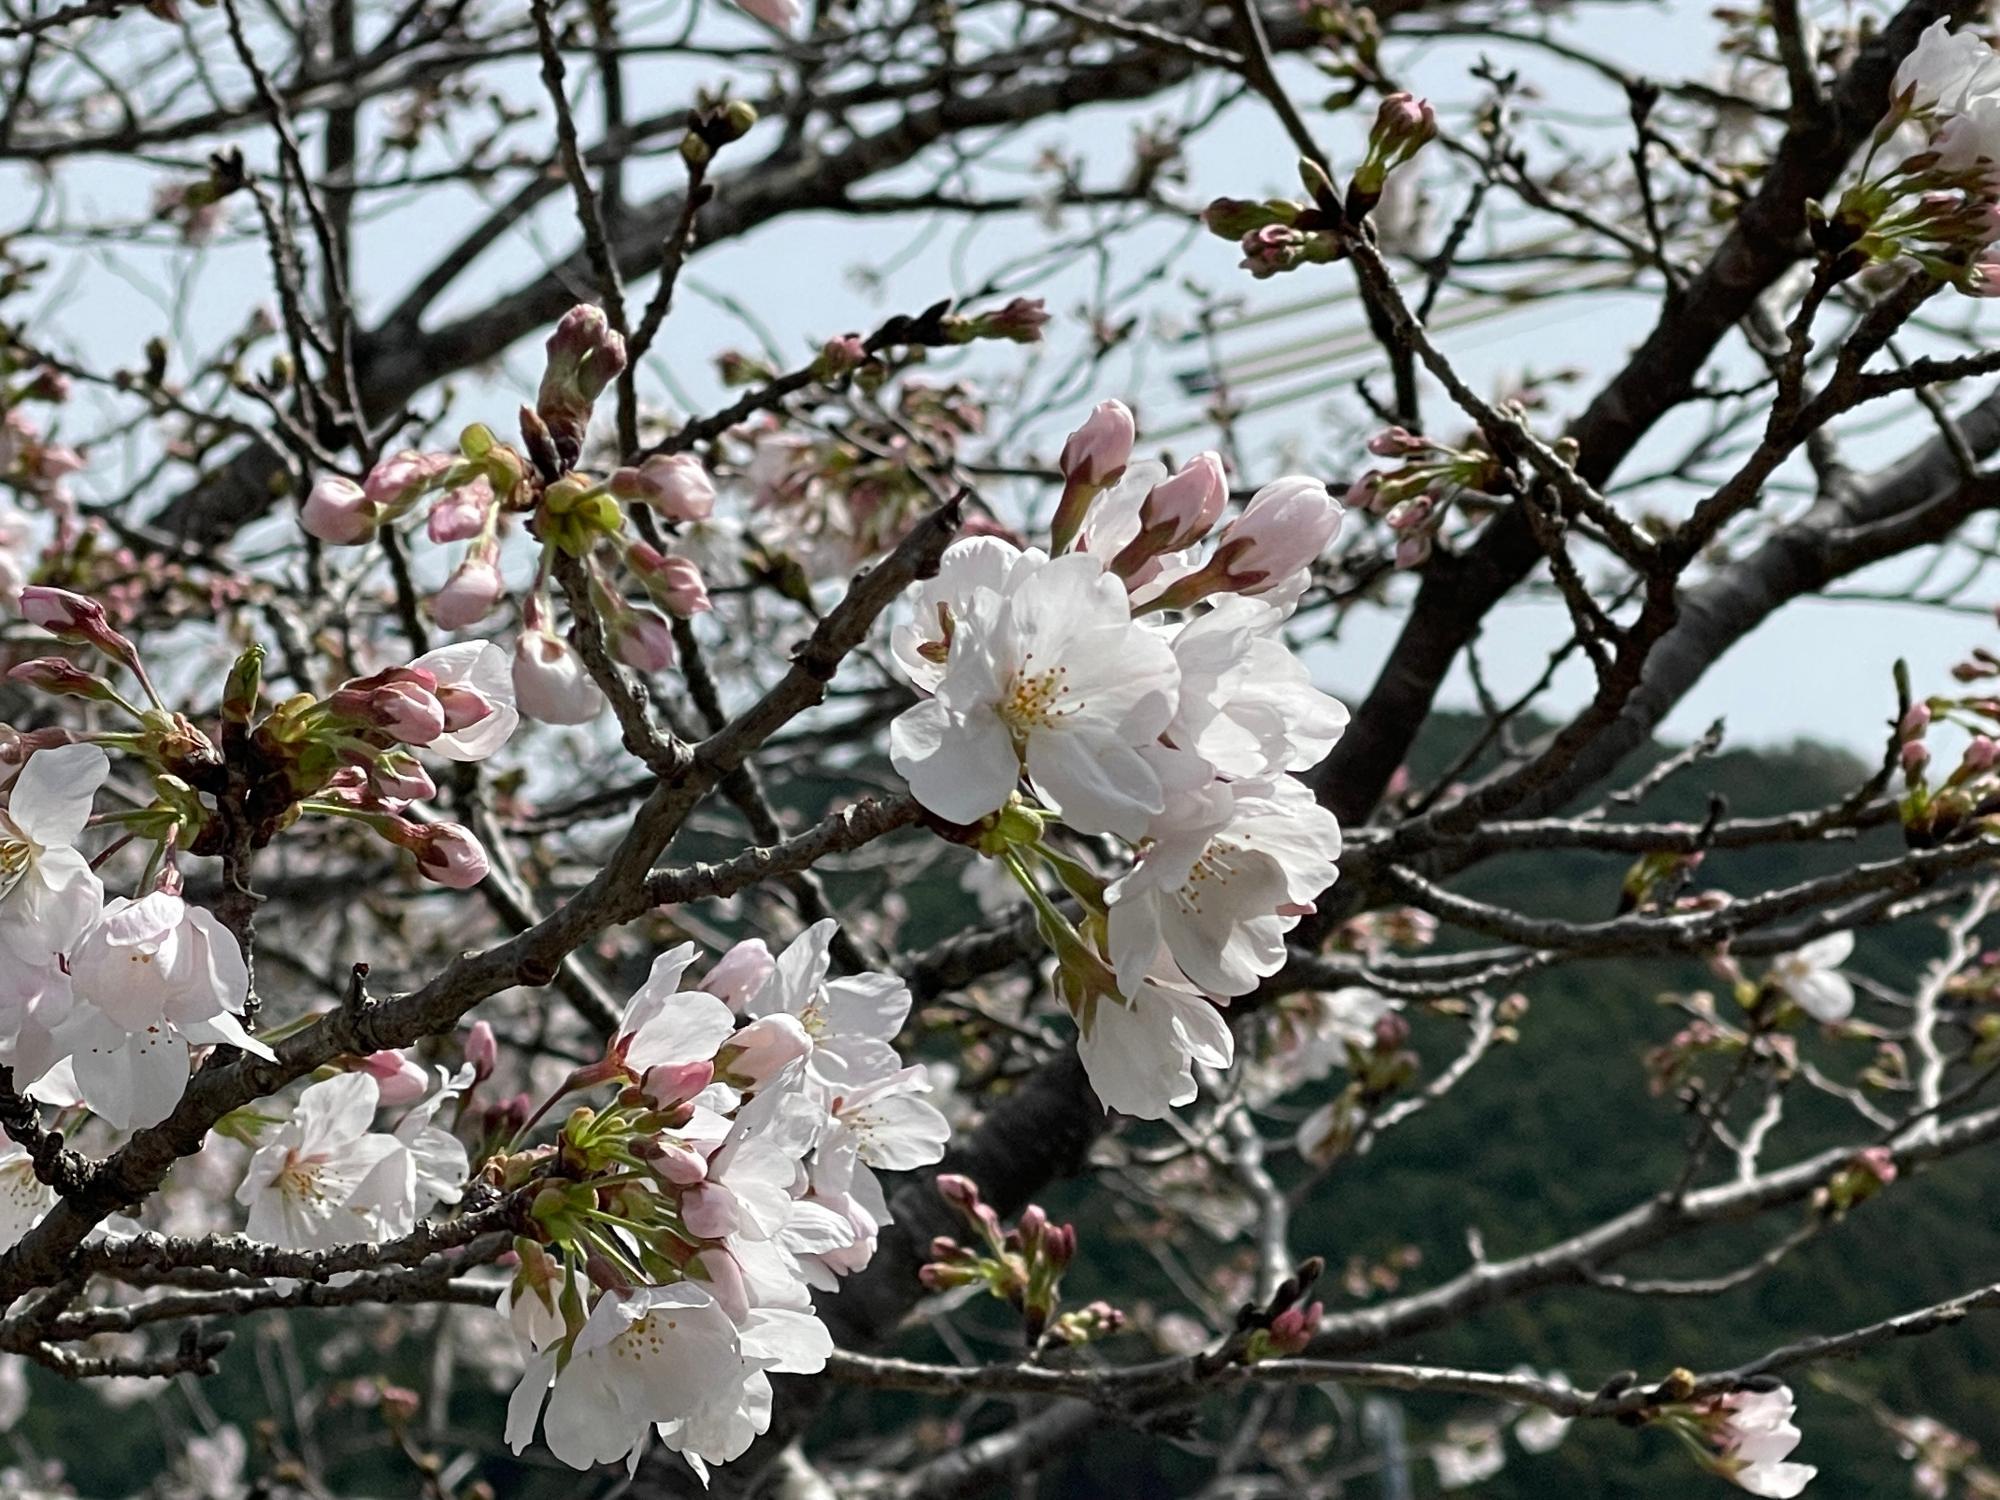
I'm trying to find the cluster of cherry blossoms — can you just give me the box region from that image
[235,1062,474,1251]
[303,306,712,726]
[1826,19,2000,291]
[300,293,1046,728]
[889,399,1349,1117]
[496,921,948,1477]
[0,587,522,1130]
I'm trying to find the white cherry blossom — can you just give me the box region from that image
[0,741,108,966]
[507,1282,745,1472]
[1074,966,1233,1119]
[1163,596,1349,779]
[890,550,1180,838]
[235,1073,410,1249]
[60,892,275,1131]
[0,1141,53,1250]
[1106,776,1342,999]
[412,640,520,761]
[742,919,911,1092]
[1769,932,1855,1023]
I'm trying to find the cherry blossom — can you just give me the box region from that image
[0,741,109,967]
[1073,965,1234,1119]
[1769,932,1855,1023]
[1106,776,1342,999]
[0,1141,53,1250]
[58,892,275,1131]
[1708,1387,1818,1498]
[235,1073,411,1250]
[890,550,1180,838]
[739,919,911,1092]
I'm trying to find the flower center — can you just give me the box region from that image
[277,1154,328,1205]
[1173,837,1246,917]
[998,655,1071,735]
[0,825,33,901]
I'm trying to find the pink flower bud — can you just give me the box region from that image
[301,476,380,545]
[629,544,712,617]
[699,938,774,1011]
[436,680,497,734]
[383,817,490,888]
[935,1174,981,1211]
[731,0,802,28]
[1215,475,1343,592]
[8,657,112,701]
[358,1049,430,1107]
[1856,1145,1899,1185]
[537,304,627,461]
[365,450,451,511]
[977,296,1050,343]
[376,681,446,745]
[465,1020,498,1082]
[1904,740,1932,776]
[433,552,507,631]
[1900,702,1932,740]
[1264,1299,1323,1356]
[1366,426,1429,457]
[722,1013,811,1086]
[1371,92,1437,154]
[418,821,489,888]
[611,607,676,673]
[641,1058,715,1109]
[1139,452,1228,550]
[1385,494,1433,533]
[610,454,716,522]
[426,477,494,544]
[18,585,103,636]
[636,1136,710,1186]
[1969,735,2000,772]
[371,751,436,803]
[511,628,605,725]
[1057,400,1135,490]
[817,334,868,378]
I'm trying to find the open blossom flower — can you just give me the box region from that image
[1106,776,1341,999]
[413,640,519,761]
[0,1141,53,1250]
[1074,965,1233,1119]
[889,536,1042,695]
[235,1073,409,1249]
[59,891,276,1131]
[506,1283,746,1471]
[1895,19,2000,119]
[1769,932,1854,1022]
[804,1067,949,1280]
[1705,1386,1817,1498]
[614,943,738,1075]
[389,1066,473,1231]
[740,919,911,1092]
[890,550,1180,838]
[1163,596,1349,779]
[0,742,108,967]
